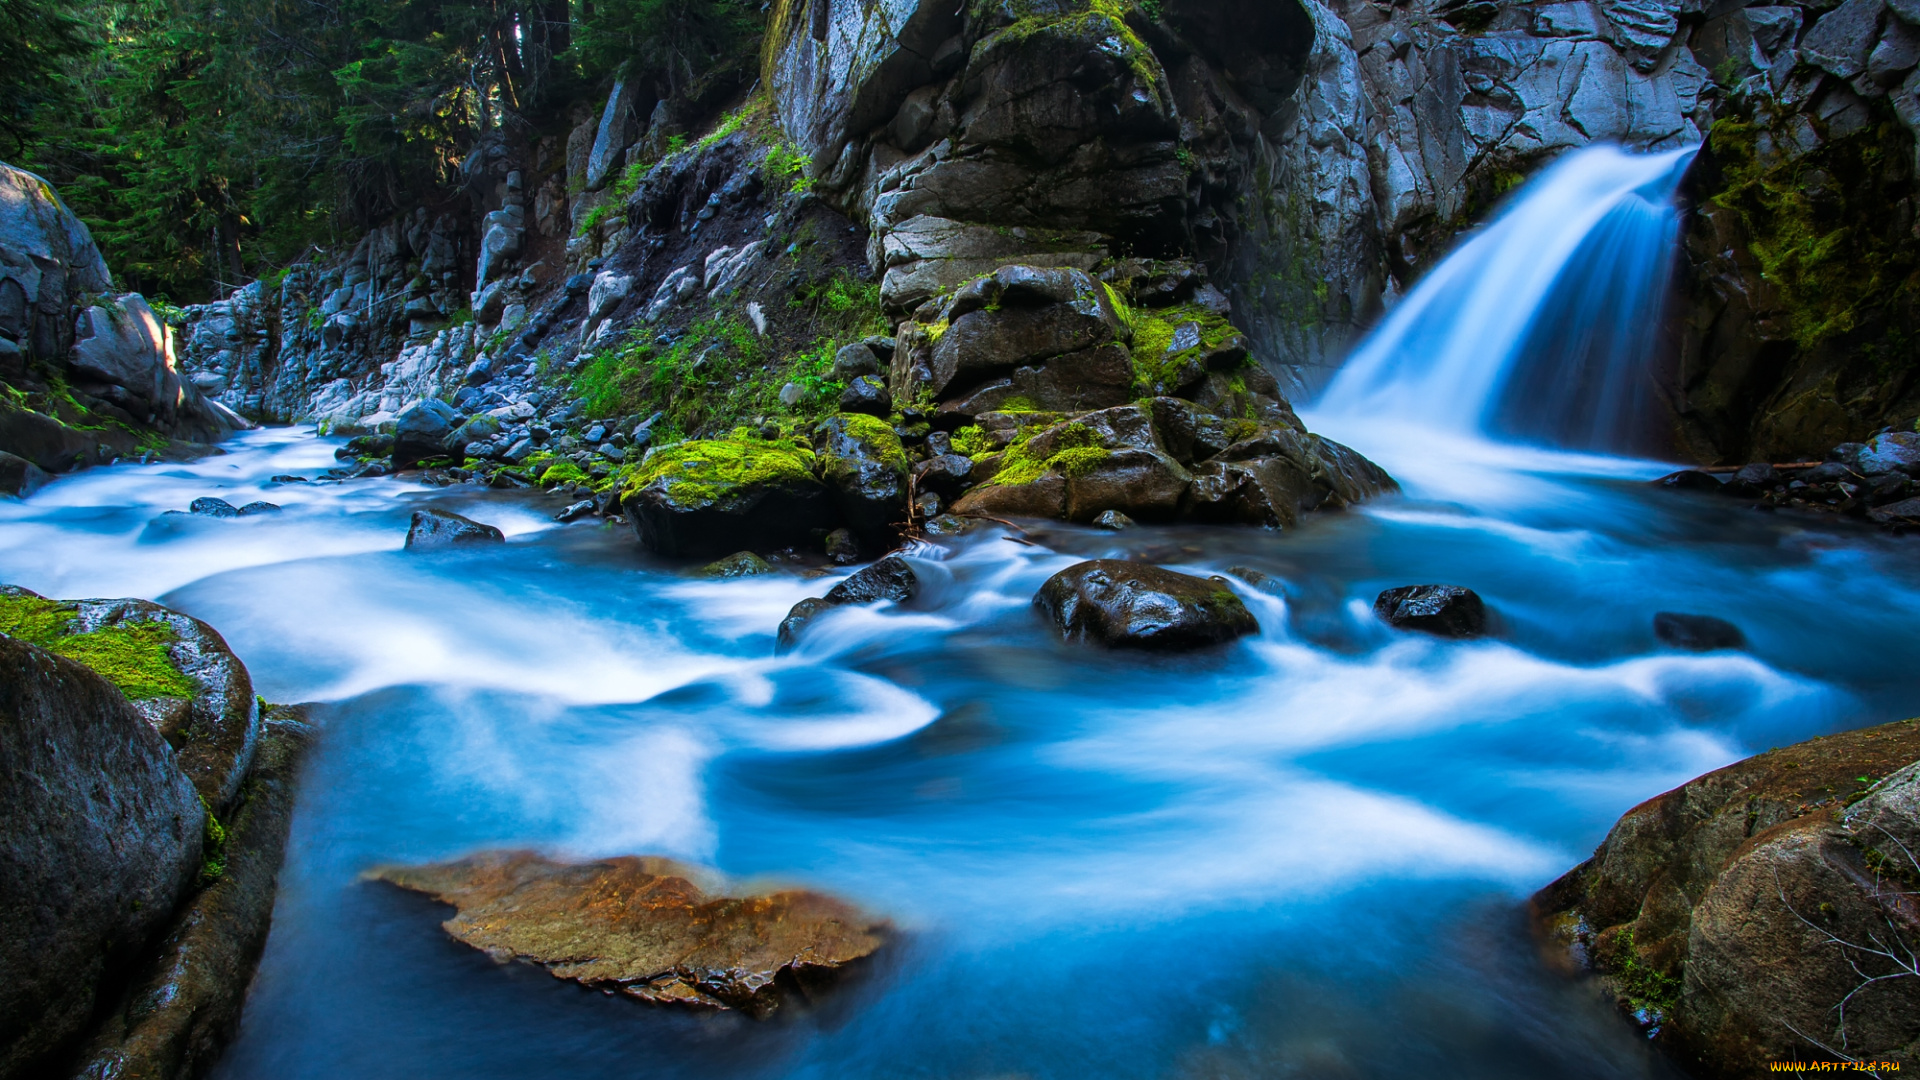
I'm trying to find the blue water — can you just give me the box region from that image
[3,419,1917,1079]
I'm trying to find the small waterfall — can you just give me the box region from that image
[1313,145,1695,454]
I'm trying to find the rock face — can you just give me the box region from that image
[1374,585,1488,638]
[372,850,889,1017]
[1033,560,1258,650]
[777,554,919,651]
[1534,717,1920,1078]
[405,508,506,549]
[0,635,206,1080]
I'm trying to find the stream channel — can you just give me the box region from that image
[4,148,1920,1078]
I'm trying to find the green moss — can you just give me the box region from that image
[539,461,591,488]
[1129,302,1247,397]
[198,795,228,886]
[1707,113,1920,350]
[952,425,993,458]
[0,592,80,645]
[990,422,1106,486]
[1610,928,1682,1022]
[53,623,199,701]
[979,0,1165,93]
[624,436,817,505]
[996,396,1040,413]
[836,412,908,469]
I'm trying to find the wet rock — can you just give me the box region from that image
[392,399,461,469]
[190,497,239,518]
[338,433,394,460]
[776,556,919,651]
[266,475,308,485]
[1033,560,1258,650]
[1653,612,1747,651]
[1653,469,1724,492]
[911,453,974,502]
[1092,510,1135,530]
[839,375,892,417]
[1869,496,1920,530]
[1859,431,1920,476]
[1722,462,1780,496]
[236,501,281,516]
[1373,585,1487,638]
[815,415,909,552]
[0,634,205,1080]
[829,342,884,383]
[372,851,887,1017]
[69,708,314,1080]
[1532,717,1920,1078]
[405,508,505,549]
[823,528,860,565]
[698,551,775,579]
[0,450,50,498]
[623,439,837,560]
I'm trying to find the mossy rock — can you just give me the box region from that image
[0,586,260,815]
[1128,302,1252,398]
[620,438,839,559]
[815,413,910,553]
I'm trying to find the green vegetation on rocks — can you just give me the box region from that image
[0,593,198,701]
[621,435,816,505]
[1128,302,1248,397]
[834,413,907,470]
[989,422,1107,487]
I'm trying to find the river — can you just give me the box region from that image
[3,147,1919,1079]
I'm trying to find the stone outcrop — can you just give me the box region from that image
[1374,584,1488,638]
[405,508,507,549]
[372,850,889,1017]
[1534,717,1920,1077]
[0,588,311,1080]
[0,163,242,474]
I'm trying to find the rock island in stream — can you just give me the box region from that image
[371,851,889,1017]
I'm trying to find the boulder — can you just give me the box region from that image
[1870,496,1920,529]
[776,555,919,651]
[190,497,238,518]
[1653,612,1746,651]
[1533,717,1920,1078]
[391,399,461,469]
[1653,469,1725,492]
[912,453,974,501]
[0,450,51,497]
[1373,585,1487,638]
[1032,560,1258,650]
[1859,431,1920,476]
[622,438,837,559]
[0,162,114,361]
[914,266,1132,414]
[1,586,261,815]
[838,375,892,417]
[405,509,505,549]
[371,851,887,1016]
[0,635,205,1080]
[815,414,909,552]
[697,551,775,579]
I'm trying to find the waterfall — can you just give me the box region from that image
[1312,145,1695,454]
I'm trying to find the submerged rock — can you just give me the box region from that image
[776,555,919,651]
[0,634,206,1080]
[1533,717,1920,1078]
[405,508,505,549]
[190,497,239,518]
[698,551,774,579]
[1033,560,1257,650]
[371,851,887,1017]
[1373,585,1487,638]
[1653,612,1746,651]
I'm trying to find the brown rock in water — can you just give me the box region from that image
[1532,717,1920,1078]
[1033,559,1257,649]
[371,851,888,1016]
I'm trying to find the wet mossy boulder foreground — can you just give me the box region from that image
[1533,717,1920,1078]
[0,586,312,1080]
[621,435,838,559]
[371,850,889,1017]
[1034,560,1258,650]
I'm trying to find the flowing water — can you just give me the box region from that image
[3,147,1918,1078]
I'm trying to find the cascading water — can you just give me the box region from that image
[1313,145,1695,455]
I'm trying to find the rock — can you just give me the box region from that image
[1032,560,1258,650]
[0,634,205,1080]
[815,414,909,552]
[1653,612,1746,651]
[189,497,239,518]
[1653,469,1724,492]
[697,551,775,579]
[0,449,51,497]
[1869,496,1920,529]
[1373,585,1487,638]
[778,382,805,407]
[1858,431,1920,476]
[1532,717,1920,1078]
[839,375,892,417]
[236,501,280,516]
[339,433,394,460]
[553,499,596,523]
[68,708,314,1080]
[776,555,919,651]
[266,475,308,485]
[1092,510,1135,530]
[911,453,974,501]
[391,399,461,469]
[404,509,505,549]
[1722,462,1781,495]
[622,438,837,559]
[914,266,1132,411]
[372,851,886,1017]
[829,342,884,382]
[823,528,860,565]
